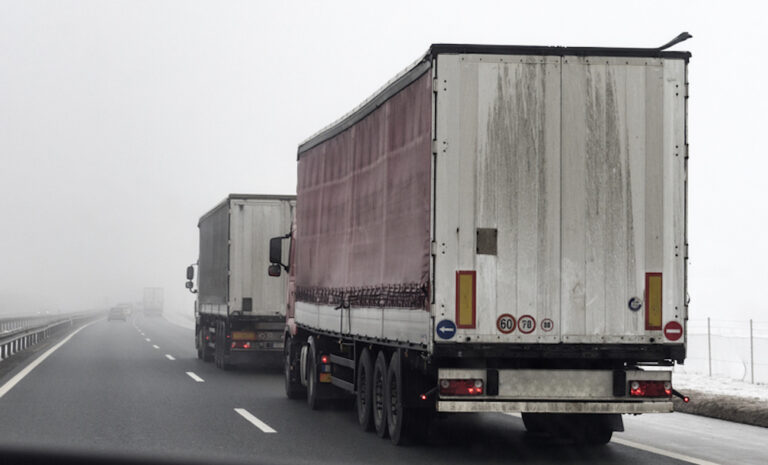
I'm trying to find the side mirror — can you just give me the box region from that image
[185,281,194,289]
[186,265,194,280]
[268,264,281,277]
[269,237,283,265]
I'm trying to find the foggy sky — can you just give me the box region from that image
[1,1,766,322]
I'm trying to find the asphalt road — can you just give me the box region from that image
[0,314,764,465]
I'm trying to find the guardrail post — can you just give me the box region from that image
[750,319,754,384]
[707,317,712,377]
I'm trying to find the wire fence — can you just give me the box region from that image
[677,318,768,384]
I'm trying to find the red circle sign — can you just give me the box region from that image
[496,314,516,334]
[518,315,536,334]
[540,318,554,332]
[663,321,683,341]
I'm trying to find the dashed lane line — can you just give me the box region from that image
[165,354,176,361]
[186,372,204,382]
[0,322,96,399]
[152,345,159,349]
[234,408,277,433]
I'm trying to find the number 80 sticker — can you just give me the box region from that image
[496,314,516,334]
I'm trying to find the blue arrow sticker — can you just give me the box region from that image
[436,319,457,340]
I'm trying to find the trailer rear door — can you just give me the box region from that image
[433,53,687,347]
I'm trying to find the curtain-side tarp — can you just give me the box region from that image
[296,72,432,310]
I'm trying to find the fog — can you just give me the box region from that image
[1,1,766,322]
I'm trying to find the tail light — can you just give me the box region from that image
[439,379,484,396]
[630,380,672,397]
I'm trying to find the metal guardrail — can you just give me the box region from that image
[0,312,103,361]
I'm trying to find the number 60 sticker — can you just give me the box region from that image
[496,314,516,334]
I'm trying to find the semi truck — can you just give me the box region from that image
[190,194,295,369]
[142,287,164,317]
[270,37,691,445]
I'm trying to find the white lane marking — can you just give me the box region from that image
[164,354,175,360]
[186,372,204,382]
[152,344,159,349]
[0,322,96,399]
[145,338,151,342]
[504,413,718,464]
[613,438,720,465]
[234,408,277,433]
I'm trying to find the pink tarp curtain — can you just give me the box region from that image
[296,72,432,309]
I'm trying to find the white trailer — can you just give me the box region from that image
[193,194,295,368]
[275,37,690,445]
[142,287,164,317]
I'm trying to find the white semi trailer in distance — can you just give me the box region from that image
[191,194,295,369]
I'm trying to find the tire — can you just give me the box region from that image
[201,328,214,362]
[372,351,389,438]
[306,337,321,410]
[386,350,422,445]
[285,336,305,400]
[581,416,614,445]
[521,413,548,434]
[356,348,374,431]
[214,321,230,370]
[196,328,203,360]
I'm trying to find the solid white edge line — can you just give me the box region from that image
[0,321,96,399]
[505,413,718,465]
[185,372,204,383]
[234,408,277,433]
[152,345,159,349]
[612,438,720,465]
[164,354,175,360]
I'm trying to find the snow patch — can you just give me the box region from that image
[673,370,768,402]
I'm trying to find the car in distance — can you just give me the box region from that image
[107,306,127,322]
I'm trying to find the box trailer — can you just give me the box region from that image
[142,287,164,317]
[191,194,295,368]
[272,37,690,445]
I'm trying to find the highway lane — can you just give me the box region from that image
[0,314,763,465]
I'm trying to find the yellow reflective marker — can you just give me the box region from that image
[456,271,476,328]
[645,273,662,330]
[231,331,256,341]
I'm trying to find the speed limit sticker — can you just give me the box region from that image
[540,319,554,332]
[518,315,536,334]
[496,314,516,334]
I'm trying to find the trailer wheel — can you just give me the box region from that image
[214,321,230,370]
[583,425,613,445]
[521,413,547,434]
[202,328,214,362]
[356,348,374,431]
[284,336,305,400]
[386,350,422,445]
[580,415,617,445]
[372,351,389,438]
[195,328,202,359]
[197,328,213,362]
[306,337,322,410]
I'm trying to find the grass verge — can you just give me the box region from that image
[674,389,768,428]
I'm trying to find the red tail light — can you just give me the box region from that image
[439,379,484,396]
[320,355,329,364]
[630,380,672,397]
